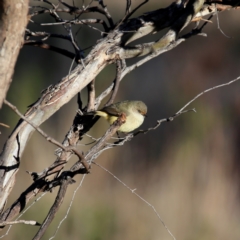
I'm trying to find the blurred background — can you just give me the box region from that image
[1,0,240,239]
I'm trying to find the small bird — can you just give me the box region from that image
[93,100,147,133]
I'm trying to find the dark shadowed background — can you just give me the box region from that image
[1,0,240,239]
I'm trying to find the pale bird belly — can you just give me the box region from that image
[98,111,144,132]
[118,114,144,132]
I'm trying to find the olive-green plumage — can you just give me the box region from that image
[95,100,147,132]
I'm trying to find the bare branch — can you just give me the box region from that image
[124,0,149,22]
[125,0,132,15]
[94,82,114,109]
[214,3,231,38]
[31,5,114,29]
[93,162,176,240]
[113,109,195,146]
[97,0,114,28]
[105,59,125,106]
[25,29,71,41]
[177,76,240,114]
[24,41,76,59]
[41,18,109,33]
[0,167,85,227]
[0,220,40,227]
[71,113,126,171]
[0,123,9,128]
[87,79,96,111]
[3,100,90,172]
[0,179,47,226]
[48,175,86,239]
[32,177,73,240]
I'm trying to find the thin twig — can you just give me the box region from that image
[25,29,71,41]
[26,161,67,181]
[0,193,46,239]
[93,162,176,240]
[115,77,240,144]
[0,123,9,128]
[41,18,109,33]
[115,0,149,30]
[114,109,195,145]
[67,25,86,65]
[3,100,90,172]
[24,41,76,59]
[215,3,231,38]
[32,178,74,240]
[105,59,124,106]
[94,82,114,108]
[31,5,114,29]
[68,26,80,54]
[97,0,114,28]
[125,0,131,15]
[49,175,86,240]
[124,0,148,22]
[0,220,40,227]
[176,76,240,114]
[115,75,240,144]
[0,179,48,228]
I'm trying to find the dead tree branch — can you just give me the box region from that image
[0,0,239,238]
[32,177,73,240]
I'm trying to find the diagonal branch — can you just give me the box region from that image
[105,59,125,106]
[176,75,240,114]
[31,5,114,29]
[24,41,76,59]
[71,113,126,171]
[3,100,90,172]
[123,0,149,23]
[32,177,74,240]
[41,18,109,33]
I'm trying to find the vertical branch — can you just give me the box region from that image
[0,0,29,108]
[87,79,96,111]
[126,0,132,15]
[97,0,114,28]
[123,0,148,23]
[105,60,125,106]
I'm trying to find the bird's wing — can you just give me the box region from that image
[101,106,122,117]
[101,106,120,116]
